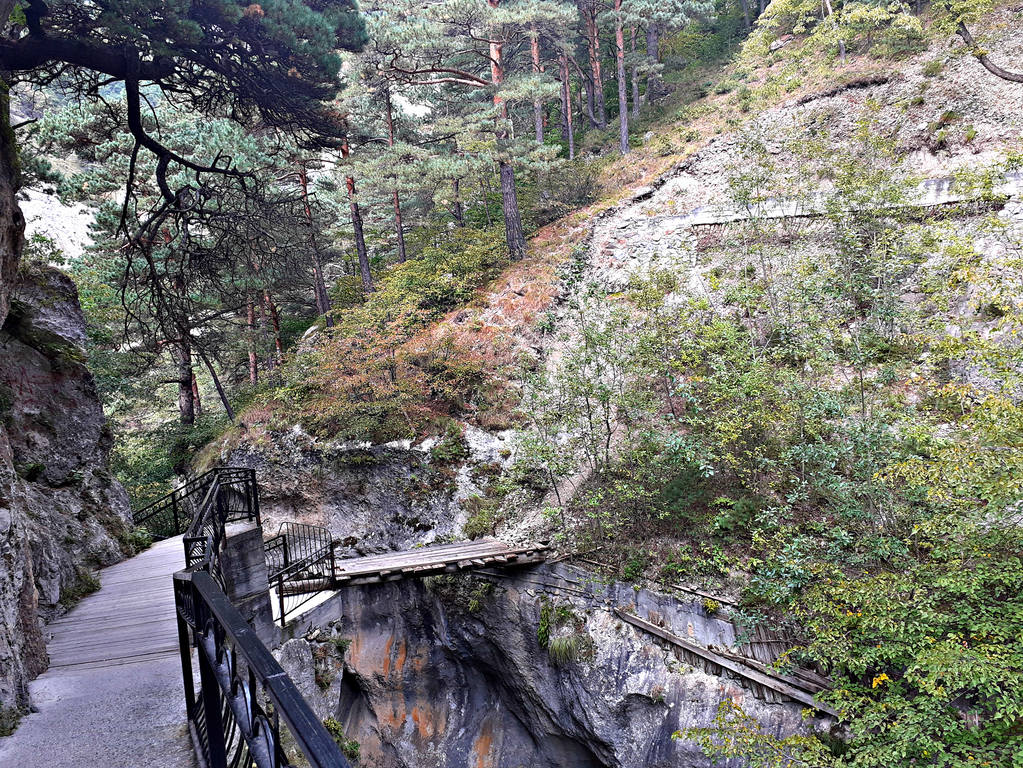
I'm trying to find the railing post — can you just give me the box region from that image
[176,613,196,719]
[329,541,337,588]
[278,573,287,629]
[172,494,180,535]
[249,470,260,527]
[198,639,229,768]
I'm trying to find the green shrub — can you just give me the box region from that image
[60,568,101,609]
[0,706,24,737]
[922,59,944,77]
[462,495,498,539]
[548,635,580,665]
[322,717,360,760]
[430,420,469,465]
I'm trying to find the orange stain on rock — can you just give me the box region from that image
[410,704,442,742]
[393,638,408,676]
[382,634,395,676]
[471,718,496,768]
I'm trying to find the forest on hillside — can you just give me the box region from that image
[4,0,1023,765]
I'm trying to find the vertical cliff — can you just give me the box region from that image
[277,564,830,768]
[0,263,132,716]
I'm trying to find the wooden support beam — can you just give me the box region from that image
[613,609,837,717]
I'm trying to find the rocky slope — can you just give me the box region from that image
[203,16,1023,766]
[0,263,131,716]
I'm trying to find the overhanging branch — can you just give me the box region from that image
[957,22,1023,84]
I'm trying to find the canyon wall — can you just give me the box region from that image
[0,264,131,713]
[277,564,830,768]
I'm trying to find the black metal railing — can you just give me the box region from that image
[264,522,336,627]
[132,468,221,540]
[140,467,351,768]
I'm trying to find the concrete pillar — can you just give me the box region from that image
[220,522,278,646]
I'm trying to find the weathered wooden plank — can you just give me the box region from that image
[613,609,837,716]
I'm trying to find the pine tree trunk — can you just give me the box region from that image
[246,298,258,385]
[585,72,596,127]
[739,0,752,30]
[630,27,640,120]
[488,4,526,260]
[531,27,544,144]
[171,341,196,425]
[615,2,629,154]
[383,88,407,263]
[341,138,373,292]
[191,373,202,417]
[263,290,283,364]
[582,2,607,129]
[195,346,235,422]
[453,179,465,226]
[0,70,24,329]
[560,54,575,159]
[499,161,526,260]
[646,24,660,101]
[559,56,571,141]
[298,164,333,324]
[349,179,372,292]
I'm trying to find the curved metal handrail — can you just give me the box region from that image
[138,466,351,768]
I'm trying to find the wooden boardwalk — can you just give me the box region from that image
[283,538,548,596]
[334,538,547,585]
[0,536,195,768]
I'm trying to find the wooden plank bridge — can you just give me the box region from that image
[279,538,548,596]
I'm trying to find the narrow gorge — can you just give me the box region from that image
[2,1,1022,767]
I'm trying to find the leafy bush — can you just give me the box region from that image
[322,717,360,760]
[462,495,499,539]
[429,420,469,465]
[548,635,580,665]
[270,228,506,442]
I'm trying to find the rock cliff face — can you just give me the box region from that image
[0,264,131,714]
[223,423,513,554]
[277,564,828,768]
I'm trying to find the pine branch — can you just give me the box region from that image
[957,22,1023,84]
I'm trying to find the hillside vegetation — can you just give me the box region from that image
[15,0,1023,764]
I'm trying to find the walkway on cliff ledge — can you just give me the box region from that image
[0,536,195,768]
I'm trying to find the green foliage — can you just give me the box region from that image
[120,526,153,556]
[462,495,500,539]
[0,706,24,738]
[59,568,101,609]
[791,515,1023,766]
[548,635,581,665]
[430,420,469,465]
[322,717,361,760]
[271,228,506,442]
[112,413,232,508]
[680,701,836,767]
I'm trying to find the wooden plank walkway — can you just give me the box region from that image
[0,536,195,768]
[333,538,547,586]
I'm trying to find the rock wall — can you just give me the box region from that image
[277,564,829,768]
[0,263,131,713]
[224,423,514,555]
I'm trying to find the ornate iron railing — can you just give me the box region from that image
[132,468,221,539]
[140,467,351,768]
[264,522,336,627]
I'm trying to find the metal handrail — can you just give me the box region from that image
[132,468,220,538]
[152,466,350,768]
